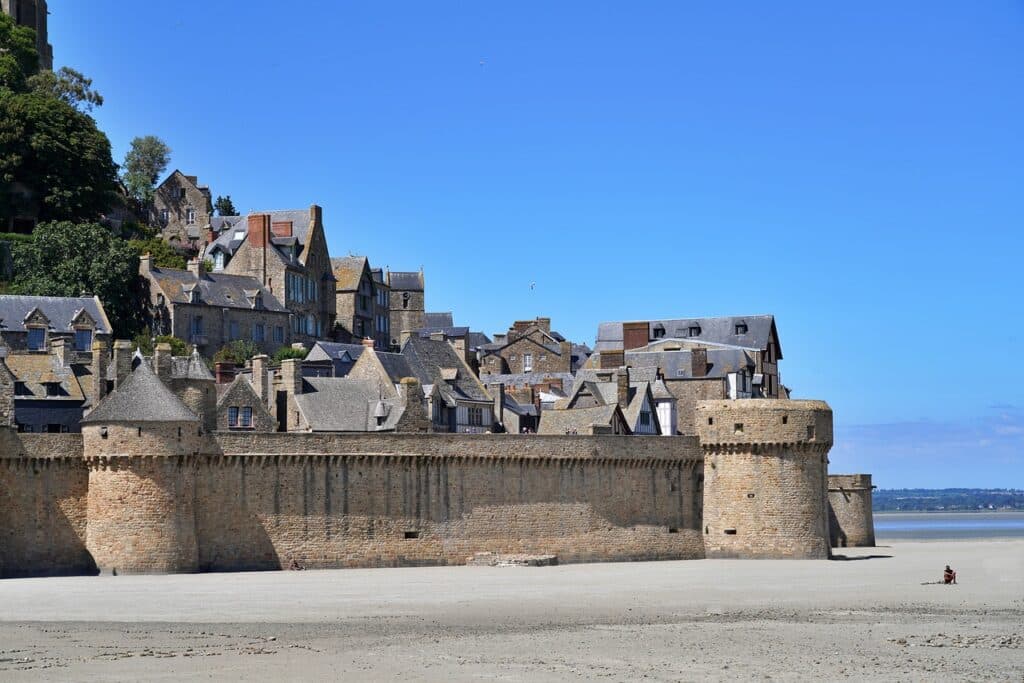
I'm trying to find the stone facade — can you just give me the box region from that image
[333,257,390,349]
[480,318,573,376]
[151,171,214,250]
[828,474,876,547]
[1,0,51,70]
[697,399,833,559]
[387,271,425,347]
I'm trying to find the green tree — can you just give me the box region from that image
[121,135,171,205]
[10,221,146,338]
[214,195,237,216]
[27,67,104,112]
[133,332,190,357]
[128,237,188,270]
[0,14,119,224]
[213,340,261,366]
[272,346,308,363]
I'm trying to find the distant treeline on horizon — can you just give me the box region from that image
[873,488,1024,512]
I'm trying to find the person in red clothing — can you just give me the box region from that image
[943,565,957,584]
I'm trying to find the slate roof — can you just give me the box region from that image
[332,256,369,291]
[306,342,366,364]
[293,377,404,432]
[205,209,318,268]
[401,336,491,406]
[210,215,243,232]
[147,266,287,312]
[467,331,492,350]
[625,348,755,380]
[170,350,215,381]
[423,312,454,328]
[595,315,780,357]
[387,271,424,291]
[82,362,199,423]
[537,405,624,435]
[4,353,86,402]
[0,295,112,334]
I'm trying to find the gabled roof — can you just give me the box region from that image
[171,350,215,381]
[596,315,780,357]
[306,342,366,364]
[423,312,454,328]
[479,371,575,393]
[4,353,86,402]
[82,362,199,423]
[293,377,405,432]
[146,266,287,312]
[387,271,424,291]
[537,405,627,436]
[0,295,112,335]
[401,336,490,405]
[205,209,322,269]
[332,256,370,291]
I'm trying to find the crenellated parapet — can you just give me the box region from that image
[697,399,833,559]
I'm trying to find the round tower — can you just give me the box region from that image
[828,474,875,547]
[697,399,833,559]
[81,362,202,574]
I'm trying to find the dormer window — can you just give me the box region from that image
[14,381,29,396]
[735,322,748,335]
[254,294,263,310]
[688,325,701,337]
[27,327,45,351]
[189,289,200,304]
[653,324,665,339]
[233,230,246,240]
[44,382,61,397]
[74,328,93,352]
[214,251,225,271]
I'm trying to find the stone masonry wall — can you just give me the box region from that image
[0,433,94,577]
[828,474,875,547]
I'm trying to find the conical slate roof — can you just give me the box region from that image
[82,361,199,424]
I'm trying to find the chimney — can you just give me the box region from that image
[280,358,303,397]
[398,376,422,404]
[622,321,649,351]
[271,221,293,238]
[400,329,415,347]
[362,337,376,349]
[248,213,271,248]
[309,204,323,230]
[559,340,572,368]
[187,258,205,279]
[429,331,445,342]
[154,342,172,380]
[112,340,133,389]
[691,347,707,378]
[90,339,108,406]
[616,367,630,409]
[537,317,551,333]
[0,347,12,428]
[599,350,624,369]
[214,361,235,384]
[50,337,70,368]
[139,253,153,275]
[492,382,505,429]
[251,354,269,404]
[206,225,217,245]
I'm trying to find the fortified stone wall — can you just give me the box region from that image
[0,433,94,577]
[697,400,833,559]
[828,474,876,547]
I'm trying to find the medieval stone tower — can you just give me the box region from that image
[81,362,203,574]
[387,270,425,348]
[1,0,52,70]
[697,399,833,559]
[828,474,876,547]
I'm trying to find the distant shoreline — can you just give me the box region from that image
[875,509,1024,514]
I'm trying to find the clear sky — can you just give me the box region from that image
[50,2,1023,487]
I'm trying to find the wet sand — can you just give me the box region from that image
[0,540,1021,681]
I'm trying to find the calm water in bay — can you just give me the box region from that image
[874,511,1024,541]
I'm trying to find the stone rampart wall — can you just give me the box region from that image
[828,474,875,547]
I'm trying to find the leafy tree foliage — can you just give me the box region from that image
[27,67,104,112]
[214,340,262,366]
[128,238,188,270]
[272,346,308,363]
[9,222,146,338]
[214,195,237,216]
[0,14,118,224]
[133,332,190,357]
[122,135,171,204]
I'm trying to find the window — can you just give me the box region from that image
[178,187,187,199]
[227,406,239,427]
[189,288,200,304]
[239,407,253,428]
[402,292,410,309]
[640,411,651,426]
[229,321,239,340]
[191,316,204,335]
[653,324,666,339]
[214,252,225,271]
[74,328,92,352]
[467,406,484,426]
[44,382,61,397]
[688,325,701,337]
[252,324,265,343]
[274,326,284,343]
[27,327,45,350]
[233,230,246,240]
[160,209,169,223]
[14,381,28,396]
[735,323,748,335]
[186,208,196,225]
[523,353,533,372]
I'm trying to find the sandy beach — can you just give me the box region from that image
[0,540,1021,681]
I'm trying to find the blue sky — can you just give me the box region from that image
[50,2,1022,487]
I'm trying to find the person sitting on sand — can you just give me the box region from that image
[943,565,957,584]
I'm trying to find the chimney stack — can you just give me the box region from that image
[429,331,445,342]
[214,361,235,385]
[112,340,133,389]
[400,329,415,347]
[154,342,172,380]
[616,367,630,409]
[251,354,269,405]
[187,258,206,279]
[280,358,303,397]
[599,350,624,369]
[362,337,376,349]
[492,382,505,430]
[90,339,108,407]
[139,253,153,275]
[51,337,70,368]
[691,347,707,378]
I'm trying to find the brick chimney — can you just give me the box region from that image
[248,214,271,248]
[187,258,205,279]
[251,354,269,405]
[616,367,630,409]
[600,350,624,369]
[271,221,293,238]
[154,342,172,381]
[90,339,108,407]
[214,362,235,384]
[112,340,133,389]
[622,321,649,350]
[691,347,708,378]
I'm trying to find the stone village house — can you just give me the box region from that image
[150,171,214,252]
[332,256,390,349]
